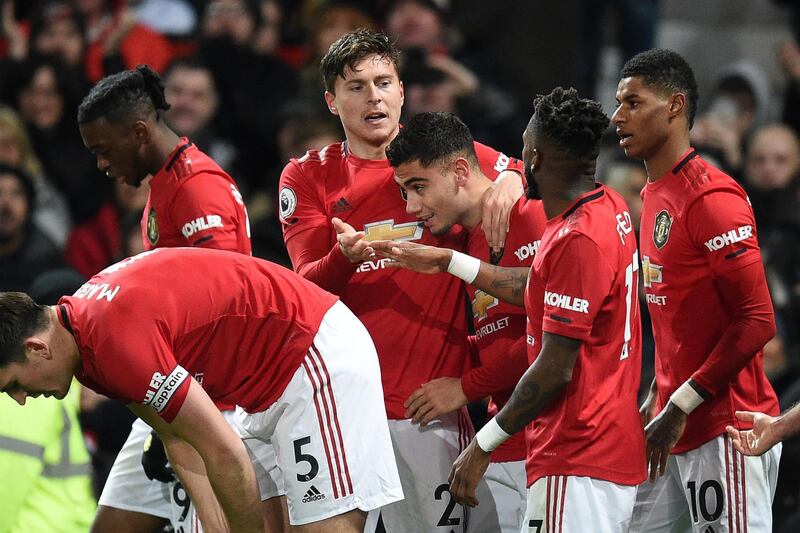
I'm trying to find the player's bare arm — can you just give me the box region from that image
[404,377,468,426]
[129,379,263,533]
[448,332,581,507]
[371,240,529,305]
[482,169,524,254]
[727,404,800,456]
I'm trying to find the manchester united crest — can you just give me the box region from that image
[653,210,672,249]
[146,207,159,245]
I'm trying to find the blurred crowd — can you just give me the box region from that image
[1,0,799,530]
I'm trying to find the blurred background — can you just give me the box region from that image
[1,0,799,530]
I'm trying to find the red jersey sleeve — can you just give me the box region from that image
[461,335,529,402]
[685,190,761,276]
[92,323,190,422]
[540,233,615,341]
[171,174,248,252]
[473,141,524,179]
[279,160,358,293]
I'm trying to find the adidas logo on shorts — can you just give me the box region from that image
[302,485,326,503]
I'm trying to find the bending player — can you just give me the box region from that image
[0,247,402,533]
[375,87,647,532]
[384,111,546,532]
[77,65,277,532]
[279,29,524,532]
[613,49,780,532]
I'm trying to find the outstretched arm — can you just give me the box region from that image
[371,240,529,305]
[448,333,580,507]
[726,406,800,456]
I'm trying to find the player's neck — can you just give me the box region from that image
[150,128,183,175]
[345,127,399,161]
[47,306,82,373]
[543,177,596,219]
[464,177,496,230]
[645,131,691,183]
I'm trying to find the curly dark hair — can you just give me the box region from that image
[386,112,477,168]
[621,48,698,128]
[320,28,401,93]
[0,292,49,368]
[77,64,170,125]
[528,87,609,158]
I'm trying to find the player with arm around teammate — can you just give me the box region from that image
[279,28,525,533]
[377,87,647,533]
[613,49,780,533]
[76,65,283,533]
[383,111,546,532]
[0,247,402,533]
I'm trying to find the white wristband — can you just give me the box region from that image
[447,251,481,284]
[475,418,511,453]
[669,381,705,415]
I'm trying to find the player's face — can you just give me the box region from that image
[0,351,72,406]
[612,76,673,161]
[395,159,461,236]
[522,130,541,200]
[325,54,404,151]
[80,117,149,188]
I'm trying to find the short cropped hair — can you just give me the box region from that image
[0,292,49,368]
[386,112,478,168]
[621,48,698,128]
[77,64,170,125]
[319,28,401,93]
[528,87,609,159]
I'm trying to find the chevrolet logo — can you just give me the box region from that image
[472,290,498,320]
[641,256,662,288]
[363,219,424,242]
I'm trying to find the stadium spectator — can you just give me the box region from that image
[279,28,524,532]
[0,105,70,247]
[0,162,65,291]
[613,48,780,532]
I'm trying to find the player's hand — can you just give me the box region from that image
[644,402,687,481]
[332,217,374,263]
[142,430,175,483]
[726,410,779,456]
[371,240,452,274]
[448,439,490,507]
[481,170,523,256]
[404,377,468,426]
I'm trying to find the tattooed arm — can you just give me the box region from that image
[448,332,581,507]
[370,240,530,305]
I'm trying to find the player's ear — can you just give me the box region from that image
[324,91,338,115]
[132,120,150,145]
[668,93,686,119]
[453,157,470,187]
[23,337,51,360]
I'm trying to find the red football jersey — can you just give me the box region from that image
[464,197,546,463]
[59,248,337,422]
[141,138,251,255]
[640,149,779,453]
[524,184,646,487]
[279,141,522,419]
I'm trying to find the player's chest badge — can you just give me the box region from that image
[653,210,673,249]
[146,207,159,245]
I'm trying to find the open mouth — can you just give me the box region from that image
[617,132,633,147]
[420,213,434,226]
[365,112,387,124]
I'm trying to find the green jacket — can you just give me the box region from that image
[0,382,96,533]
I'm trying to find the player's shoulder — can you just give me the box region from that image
[291,141,345,171]
[676,152,746,200]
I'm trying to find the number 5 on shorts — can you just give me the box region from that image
[294,436,319,482]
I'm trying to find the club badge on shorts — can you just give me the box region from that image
[279,187,297,221]
[653,210,673,249]
[147,207,159,245]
